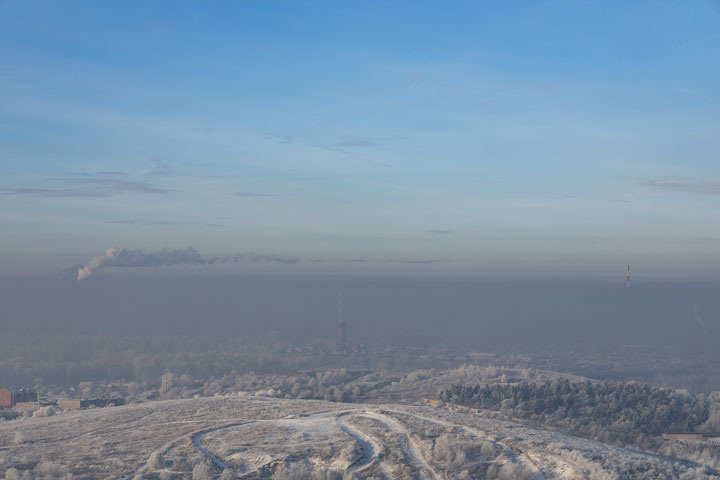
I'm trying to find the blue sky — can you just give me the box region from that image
[2,1,720,277]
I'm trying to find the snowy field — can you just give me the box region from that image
[0,395,714,479]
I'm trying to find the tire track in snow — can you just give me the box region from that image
[388,409,554,479]
[336,412,377,471]
[192,422,250,470]
[358,411,439,480]
[192,412,357,477]
[336,412,395,478]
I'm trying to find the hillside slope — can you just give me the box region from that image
[0,396,714,479]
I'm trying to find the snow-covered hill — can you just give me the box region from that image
[0,396,714,479]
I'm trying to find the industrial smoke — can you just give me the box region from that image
[77,247,211,281]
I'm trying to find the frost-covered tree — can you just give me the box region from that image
[160,372,175,400]
[192,462,212,480]
[272,462,313,480]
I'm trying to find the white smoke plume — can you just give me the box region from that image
[77,247,212,281]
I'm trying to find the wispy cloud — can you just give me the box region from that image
[314,144,390,167]
[247,253,300,264]
[230,191,278,197]
[2,187,107,198]
[108,219,225,228]
[537,191,576,199]
[336,136,379,147]
[638,178,720,195]
[108,220,177,225]
[404,259,436,265]
[43,177,170,195]
[264,132,293,144]
[334,135,410,148]
[146,160,176,177]
[224,253,301,264]
[315,144,350,155]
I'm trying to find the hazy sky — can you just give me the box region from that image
[2,1,720,278]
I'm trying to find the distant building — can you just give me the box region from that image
[662,433,704,441]
[13,402,36,411]
[466,352,497,361]
[0,389,11,408]
[0,388,37,408]
[59,397,123,410]
[59,399,81,410]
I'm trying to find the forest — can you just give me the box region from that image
[440,378,720,456]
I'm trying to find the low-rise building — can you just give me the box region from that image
[0,389,11,408]
[59,399,82,410]
[59,397,124,410]
[662,433,704,441]
[13,401,36,411]
[0,388,37,408]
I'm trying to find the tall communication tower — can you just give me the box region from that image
[337,288,346,351]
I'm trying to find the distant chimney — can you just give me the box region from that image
[626,262,630,288]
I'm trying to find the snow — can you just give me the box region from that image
[0,395,714,479]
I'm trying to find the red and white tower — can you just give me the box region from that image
[626,263,630,288]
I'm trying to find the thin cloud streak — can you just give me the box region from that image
[108,220,225,228]
[638,178,720,195]
[45,177,170,194]
[247,253,300,264]
[336,136,379,147]
[264,132,293,144]
[230,192,278,197]
[145,160,176,177]
[314,144,350,155]
[334,135,410,148]
[2,187,108,198]
[108,220,177,225]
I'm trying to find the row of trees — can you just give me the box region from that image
[440,378,717,453]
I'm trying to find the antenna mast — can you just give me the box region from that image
[337,288,346,352]
[338,288,342,323]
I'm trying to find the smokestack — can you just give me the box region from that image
[626,262,630,288]
[337,288,346,352]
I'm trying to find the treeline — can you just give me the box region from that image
[441,379,712,446]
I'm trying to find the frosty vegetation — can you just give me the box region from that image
[441,378,720,469]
